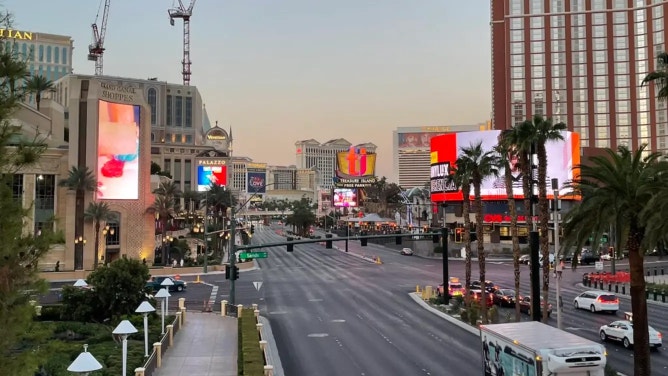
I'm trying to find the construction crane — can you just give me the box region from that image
[168,0,197,86]
[88,0,111,75]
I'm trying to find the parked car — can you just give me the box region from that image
[468,289,494,307]
[600,320,663,349]
[574,291,619,313]
[600,253,612,261]
[146,276,187,292]
[470,280,496,293]
[518,296,552,317]
[492,288,516,307]
[519,254,531,264]
[400,248,413,256]
[438,277,465,298]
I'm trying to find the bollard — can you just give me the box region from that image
[180,307,186,323]
[608,283,612,292]
[252,303,258,310]
[154,343,162,368]
[264,365,274,376]
[653,290,658,301]
[655,269,658,276]
[167,325,174,346]
[178,297,185,309]
[663,293,666,303]
[176,311,182,327]
[646,289,650,299]
[135,368,146,376]
[256,323,263,334]
[254,309,260,318]
[424,285,433,300]
[237,304,243,317]
[35,305,42,316]
[260,340,268,350]
[416,285,421,293]
[622,285,626,295]
[221,300,228,316]
[615,284,619,294]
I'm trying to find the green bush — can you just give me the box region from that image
[38,305,63,321]
[468,303,480,326]
[239,308,265,375]
[460,309,469,323]
[487,305,500,324]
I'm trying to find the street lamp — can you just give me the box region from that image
[101,224,115,266]
[112,320,138,376]
[155,288,171,335]
[552,178,563,330]
[160,278,174,314]
[135,301,156,357]
[193,222,208,273]
[74,236,86,270]
[73,279,88,288]
[67,344,103,375]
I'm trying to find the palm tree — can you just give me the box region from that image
[24,74,54,110]
[497,131,522,321]
[59,166,98,269]
[641,51,668,100]
[182,189,201,213]
[459,141,499,324]
[149,194,178,265]
[83,201,114,270]
[562,145,664,376]
[447,158,474,295]
[205,183,236,224]
[0,49,28,97]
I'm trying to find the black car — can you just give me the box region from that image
[492,288,516,307]
[579,251,600,265]
[146,276,187,292]
[470,280,496,293]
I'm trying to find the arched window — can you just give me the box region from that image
[46,46,52,63]
[38,45,44,62]
[147,88,157,125]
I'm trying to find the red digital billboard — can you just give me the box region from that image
[333,188,358,207]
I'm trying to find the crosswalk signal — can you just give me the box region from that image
[225,264,230,280]
[455,228,463,243]
[395,230,402,245]
[361,231,368,247]
[287,236,294,252]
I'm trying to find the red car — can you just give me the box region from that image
[468,289,494,307]
[518,296,552,317]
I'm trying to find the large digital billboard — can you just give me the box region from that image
[247,171,267,193]
[197,165,227,192]
[335,146,377,187]
[430,130,580,202]
[97,100,140,200]
[333,188,358,207]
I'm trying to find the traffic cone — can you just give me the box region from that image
[195,275,200,284]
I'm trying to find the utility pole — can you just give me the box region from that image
[228,206,237,306]
[552,178,563,329]
[529,146,541,322]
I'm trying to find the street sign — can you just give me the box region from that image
[595,261,603,271]
[239,251,268,260]
[253,281,263,291]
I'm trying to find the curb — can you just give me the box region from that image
[258,315,285,376]
[408,292,479,336]
[333,245,383,264]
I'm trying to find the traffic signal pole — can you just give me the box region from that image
[442,227,450,305]
[229,206,237,307]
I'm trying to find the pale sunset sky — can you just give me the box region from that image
[6,0,491,180]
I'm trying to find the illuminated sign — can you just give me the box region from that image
[247,171,266,193]
[0,29,33,40]
[333,188,357,207]
[430,162,457,194]
[97,100,140,200]
[336,146,376,182]
[421,126,451,132]
[197,159,227,166]
[99,82,138,103]
[197,165,227,192]
[247,162,267,169]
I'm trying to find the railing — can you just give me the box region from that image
[138,301,186,376]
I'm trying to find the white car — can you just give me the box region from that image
[600,253,612,261]
[600,320,663,349]
[400,248,413,256]
[574,290,619,313]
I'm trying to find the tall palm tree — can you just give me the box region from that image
[205,183,236,223]
[447,158,474,295]
[83,201,114,270]
[497,131,522,321]
[0,49,28,98]
[182,189,201,213]
[460,141,499,324]
[59,166,98,270]
[24,74,54,111]
[641,51,668,100]
[154,180,182,208]
[148,194,178,265]
[562,145,663,376]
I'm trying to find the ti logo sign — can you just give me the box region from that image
[346,146,368,176]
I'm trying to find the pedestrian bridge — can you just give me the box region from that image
[236,210,293,217]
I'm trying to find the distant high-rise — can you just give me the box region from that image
[295,139,377,189]
[491,0,668,153]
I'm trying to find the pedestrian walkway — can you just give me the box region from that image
[155,312,237,376]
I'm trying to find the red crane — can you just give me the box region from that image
[88,0,111,76]
[168,0,197,86]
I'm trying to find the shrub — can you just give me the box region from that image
[487,305,500,323]
[460,309,469,323]
[239,308,264,375]
[468,303,480,326]
[38,305,63,321]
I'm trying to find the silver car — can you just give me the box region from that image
[600,320,662,349]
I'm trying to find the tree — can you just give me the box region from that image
[24,74,54,111]
[562,145,663,376]
[148,194,177,265]
[362,177,402,217]
[447,157,473,294]
[59,165,97,269]
[205,183,236,223]
[497,131,522,321]
[641,51,668,100]
[286,197,317,236]
[83,201,114,270]
[459,141,499,324]
[0,24,53,373]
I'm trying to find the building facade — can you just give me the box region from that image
[393,123,491,188]
[295,138,377,190]
[3,28,73,82]
[491,0,668,153]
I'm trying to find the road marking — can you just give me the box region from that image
[207,285,218,310]
[307,333,329,337]
[308,298,323,302]
[331,319,346,323]
[269,311,287,315]
[253,281,263,291]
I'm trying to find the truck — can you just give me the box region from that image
[480,321,607,376]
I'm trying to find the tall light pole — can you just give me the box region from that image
[155,288,170,334]
[112,320,138,376]
[102,224,114,266]
[135,301,156,357]
[552,178,563,329]
[67,344,103,375]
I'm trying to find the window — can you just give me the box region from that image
[615,62,629,74]
[613,0,626,9]
[175,96,183,126]
[573,64,587,76]
[617,101,630,112]
[550,15,565,28]
[573,77,586,89]
[54,46,59,64]
[184,159,192,187]
[531,29,544,41]
[38,45,43,61]
[512,79,524,91]
[592,0,606,10]
[530,0,543,13]
[595,101,609,113]
[573,39,587,51]
[616,87,629,100]
[552,53,565,64]
[532,66,544,78]
[635,9,646,23]
[636,47,647,60]
[532,78,545,90]
[551,28,564,40]
[512,67,524,79]
[614,12,627,24]
[511,42,524,54]
[185,97,192,127]
[595,89,608,100]
[12,174,23,202]
[593,13,606,25]
[511,30,523,42]
[552,65,565,77]
[551,40,565,52]
[595,114,609,126]
[573,26,585,38]
[594,63,607,75]
[510,0,523,15]
[531,41,544,53]
[654,5,663,18]
[594,38,606,50]
[618,126,631,138]
[512,55,524,66]
[593,25,606,38]
[185,134,193,144]
[62,47,67,64]
[166,95,173,126]
[148,88,157,126]
[46,46,51,63]
[614,24,628,37]
[511,18,523,29]
[616,75,629,87]
[615,49,628,61]
[595,76,608,88]
[531,17,543,28]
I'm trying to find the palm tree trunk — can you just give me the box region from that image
[74,189,85,270]
[463,185,472,300]
[36,93,41,111]
[161,219,168,265]
[93,222,101,270]
[474,180,487,324]
[504,162,522,322]
[628,227,651,375]
[537,143,550,323]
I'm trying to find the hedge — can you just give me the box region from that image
[238,308,265,375]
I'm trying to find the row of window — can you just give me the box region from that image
[163,158,193,188]
[509,4,663,26]
[165,95,193,127]
[150,132,195,144]
[7,42,70,65]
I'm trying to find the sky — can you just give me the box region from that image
[5,0,492,181]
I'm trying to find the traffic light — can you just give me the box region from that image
[432,231,440,244]
[250,224,255,234]
[287,237,294,252]
[361,231,368,246]
[325,237,332,249]
[455,228,463,243]
[225,264,238,280]
[395,230,402,245]
[225,264,230,279]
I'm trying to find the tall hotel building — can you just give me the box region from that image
[393,123,491,188]
[295,139,377,190]
[491,0,668,153]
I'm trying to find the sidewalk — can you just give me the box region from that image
[155,312,238,376]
